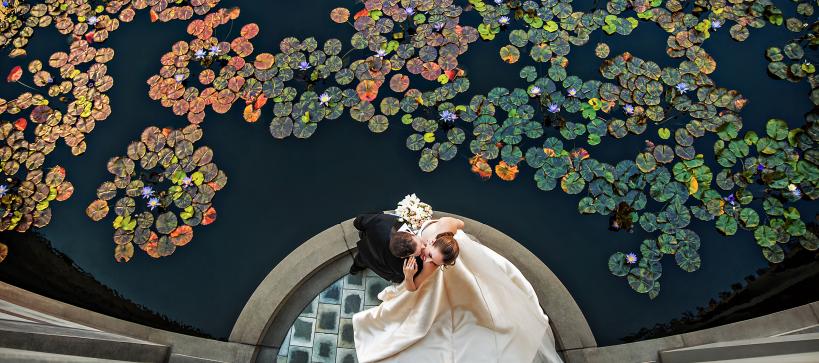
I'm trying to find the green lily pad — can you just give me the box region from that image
[754,225,777,247]
[716,214,737,235]
[800,231,819,251]
[535,168,558,191]
[561,172,585,194]
[627,267,656,293]
[766,119,789,140]
[640,239,662,262]
[608,252,631,277]
[762,245,784,263]
[595,43,610,58]
[525,147,548,168]
[675,246,701,272]
[657,233,678,254]
[156,211,177,235]
[786,219,806,237]
[418,148,438,172]
[653,145,674,164]
[636,152,657,173]
[739,208,760,228]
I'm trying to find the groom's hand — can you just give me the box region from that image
[403,257,417,279]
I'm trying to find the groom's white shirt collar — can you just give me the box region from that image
[397,223,414,234]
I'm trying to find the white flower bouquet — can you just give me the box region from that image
[395,193,433,232]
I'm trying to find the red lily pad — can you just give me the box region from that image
[6,66,22,83]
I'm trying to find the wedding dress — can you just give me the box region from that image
[352,223,563,363]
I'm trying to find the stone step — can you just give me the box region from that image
[660,332,819,363]
[0,347,139,362]
[695,351,819,363]
[0,318,170,362]
[169,353,229,363]
[778,324,819,336]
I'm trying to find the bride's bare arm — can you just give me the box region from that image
[437,217,465,233]
[405,261,437,292]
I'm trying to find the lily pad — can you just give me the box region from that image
[608,252,631,277]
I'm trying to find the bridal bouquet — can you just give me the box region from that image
[395,194,433,232]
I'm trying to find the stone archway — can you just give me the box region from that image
[229,212,597,361]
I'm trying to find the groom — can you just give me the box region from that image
[349,212,426,283]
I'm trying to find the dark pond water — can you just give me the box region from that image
[0,0,817,346]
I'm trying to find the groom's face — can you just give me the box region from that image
[410,235,426,257]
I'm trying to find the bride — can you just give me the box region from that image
[353,217,563,363]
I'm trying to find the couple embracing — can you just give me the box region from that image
[350,212,563,363]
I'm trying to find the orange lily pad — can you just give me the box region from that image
[469,154,492,180]
[495,160,519,181]
[169,225,194,246]
[202,207,217,225]
[356,80,379,102]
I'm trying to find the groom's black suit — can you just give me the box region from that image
[351,213,422,283]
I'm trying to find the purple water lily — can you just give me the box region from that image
[567,88,577,97]
[529,86,542,96]
[623,104,634,115]
[404,6,414,15]
[208,45,220,56]
[625,252,638,264]
[174,74,185,82]
[757,164,765,172]
[547,103,560,113]
[319,92,331,106]
[375,49,386,58]
[433,22,445,31]
[711,20,722,30]
[1,1,8,8]
[675,82,690,93]
[0,184,8,198]
[87,16,99,26]
[181,176,193,188]
[498,16,510,26]
[724,193,736,205]
[494,0,503,4]
[194,49,206,60]
[147,197,160,211]
[439,110,458,122]
[298,61,311,71]
[140,186,154,199]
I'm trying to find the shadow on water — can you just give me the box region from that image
[0,0,816,346]
[0,230,212,339]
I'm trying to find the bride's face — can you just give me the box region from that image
[420,243,445,266]
[423,244,444,266]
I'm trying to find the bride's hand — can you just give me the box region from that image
[403,257,417,278]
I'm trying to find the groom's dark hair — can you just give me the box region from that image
[389,232,417,258]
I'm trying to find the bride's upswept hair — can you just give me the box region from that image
[433,232,459,267]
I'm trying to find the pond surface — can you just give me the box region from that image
[0,0,816,346]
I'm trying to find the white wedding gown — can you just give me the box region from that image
[352,226,563,363]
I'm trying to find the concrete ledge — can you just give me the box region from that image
[679,304,819,347]
[0,347,138,362]
[229,212,596,360]
[563,335,686,363]
[0,282,254,362]
[562,302,819,363]
[0,319,170,362]
[660,333,819,363]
